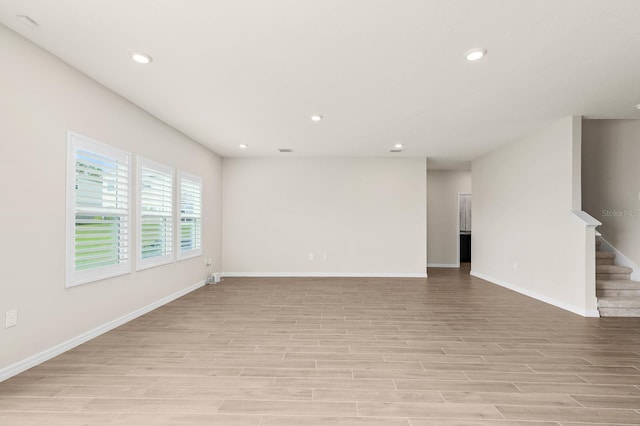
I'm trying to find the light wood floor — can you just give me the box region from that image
[2,267,640,425]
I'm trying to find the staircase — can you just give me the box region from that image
[596,240,640,317]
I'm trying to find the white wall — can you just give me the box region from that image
[222,158,427,276]
[427,170,471,267]
[0,25,222,376]
[471,117,598,316]
[583,119,640,266]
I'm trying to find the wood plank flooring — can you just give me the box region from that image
[2,267,640,425]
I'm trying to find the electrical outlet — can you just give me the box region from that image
[308,253,314,261]
[5,309,17,328]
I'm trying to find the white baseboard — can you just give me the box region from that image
[222,272,428,278]
[0,280,206,383]
[598,237,640,281]
[470,271,599,318]
[427,263,459,268]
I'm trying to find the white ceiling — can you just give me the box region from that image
[1,0,639,167]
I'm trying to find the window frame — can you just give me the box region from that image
[177,170,203,261]
[136,156,174,271]
[66,131,132,288]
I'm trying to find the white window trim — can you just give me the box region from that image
[66,131,132,288]
[136,156,174,271]
[177,170,203,261]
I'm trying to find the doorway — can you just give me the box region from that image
[458,193,472,265]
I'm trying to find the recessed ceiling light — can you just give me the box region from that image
[465,48,487,61]
[131,52,153,64]
[17,15,38,28]
[393,143,404,149]
[239,144,248,149]
[635,104,640,110]
[310,115,323,122]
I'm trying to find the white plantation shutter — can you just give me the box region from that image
[137,158,174,270]
[67,132,131,287]
[178,171,202,260]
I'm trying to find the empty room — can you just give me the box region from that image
[1,0,640,425]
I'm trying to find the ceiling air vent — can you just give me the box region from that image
[279,148,294,153]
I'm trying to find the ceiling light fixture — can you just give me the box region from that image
[310,115,323,122]
[17,15,39,28]
[393,143,404,149]
[131,52,153,64]
[635,104,640,110]
[465,48,487,61]
[239,144,248,149]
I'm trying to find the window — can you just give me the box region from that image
[66,132,131,287]
[178,171,202,260]
[137,157,173,270]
